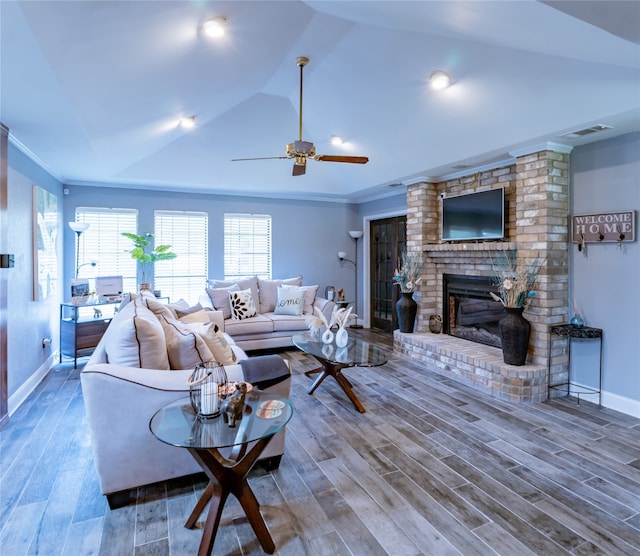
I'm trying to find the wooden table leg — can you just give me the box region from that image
[307,359,366,412]
[187,434,277,555]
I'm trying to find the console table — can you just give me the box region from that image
[60,300,120,368]
[548,324,603,406]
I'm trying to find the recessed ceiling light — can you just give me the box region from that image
[180,116,196,129]
[202,16,227,38]
[331,135,344,146]
[429,70,451,90]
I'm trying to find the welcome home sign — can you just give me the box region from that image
[571,211,635,243]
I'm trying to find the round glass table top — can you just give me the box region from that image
[149,392,293,450]
[292,333,387,367]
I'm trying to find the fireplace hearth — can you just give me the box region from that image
[443,274,506,348]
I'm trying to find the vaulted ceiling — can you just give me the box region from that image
[2,1,639,202]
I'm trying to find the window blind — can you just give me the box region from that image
[154,210,208,303]
[74,207,138,293]
[224,213,272,280]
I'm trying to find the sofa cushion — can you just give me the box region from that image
[270,313,309,332]
[209,276,259,312]
[103,300,170,369]
[230,289,258,320]
[257,276,302,313]
[223,314,274,336]
[158,315,214,370]
[205,284,240,319]
[274,285,305,316]
[178,309,210,323]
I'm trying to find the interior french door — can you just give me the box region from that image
[369,216,406,331]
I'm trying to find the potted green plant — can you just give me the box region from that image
[121,232,177,291]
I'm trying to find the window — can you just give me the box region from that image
[154,210,208,303]
[224,213,271,280]
[74,208,138,293]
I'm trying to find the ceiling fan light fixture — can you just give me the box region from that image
[202,16,227,38]
[429,70,451,90]
[180,115,196,129]
[331,135,344,146]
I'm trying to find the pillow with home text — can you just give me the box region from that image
[274,285,305,316]
[229,289,257,320]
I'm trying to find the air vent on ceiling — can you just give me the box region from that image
[451,164,471,169]
[387,182,405,188]
[560,124,613,139]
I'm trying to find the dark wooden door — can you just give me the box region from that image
[370,216,406,331]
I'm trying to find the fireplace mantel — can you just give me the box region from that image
[423,241,517,255]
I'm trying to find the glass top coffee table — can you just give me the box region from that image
[292,332,387,413]
[150,392,292,555]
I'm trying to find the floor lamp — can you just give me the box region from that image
[338,230,364,328]
[68,221,90,279]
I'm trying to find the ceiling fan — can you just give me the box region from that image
[231,56,369,176]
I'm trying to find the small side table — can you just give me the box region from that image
[150,393,293,555]
[548,324,603,406]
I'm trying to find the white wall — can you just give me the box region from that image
[570,132,640,417]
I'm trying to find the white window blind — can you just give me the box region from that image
[154,210,208,303]
[224,213,272,280]
[74,207,138,293]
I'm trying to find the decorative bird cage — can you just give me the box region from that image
[187,361,228,419]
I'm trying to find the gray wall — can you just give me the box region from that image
[570,132,640,415]
[7,144,63,405]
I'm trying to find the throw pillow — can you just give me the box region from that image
[102,301,170,369]
[174,303,204,319]
[274,285,305,316]
[206,284,240,319]
[281,283,318,314]
[258,276,303,313]
[178,309,210,324]
[229,289,257,320]
[182,321,237,365]
[158,315,214,370]
[208,277,259,313]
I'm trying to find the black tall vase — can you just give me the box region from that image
[396,292,418,333]
[499,307,531,366]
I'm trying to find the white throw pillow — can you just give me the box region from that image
[208,277,259,312]
[274,285,305,316]
[281,283,318,314]
[258,276,303,313]
[103,301,169,369]
[178,309,210,324]
[206,284,240,319]
[229,289,257,320]
[158,315,214,370]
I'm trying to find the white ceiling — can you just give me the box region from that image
[1,0,639,202]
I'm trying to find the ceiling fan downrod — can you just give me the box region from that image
[296,56,308,142]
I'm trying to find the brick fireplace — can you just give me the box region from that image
[393,146,572,402]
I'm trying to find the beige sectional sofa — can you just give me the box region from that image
[198,275,335,351]
[80,292,291,508]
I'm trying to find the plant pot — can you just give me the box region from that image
[139,283,151,292]
[396,292,417,333]
[499,307,531,366]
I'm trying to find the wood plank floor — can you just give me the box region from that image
[1,328,639,555]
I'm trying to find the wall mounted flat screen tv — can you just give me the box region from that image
[442,188,505,241]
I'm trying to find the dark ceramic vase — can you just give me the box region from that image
[499,307,531,366]
[396,292,418,333]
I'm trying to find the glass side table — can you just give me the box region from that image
[150,392,293,555]
[548,324,603,406]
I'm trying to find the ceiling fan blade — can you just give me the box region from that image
[314,155,369,164]
[231,156,290,161]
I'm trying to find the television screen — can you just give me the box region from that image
[442,188,504,241]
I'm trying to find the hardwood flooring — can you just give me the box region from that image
[1,328,639,555]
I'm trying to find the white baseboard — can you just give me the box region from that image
[601,390,640,419]
[8,353,56,416]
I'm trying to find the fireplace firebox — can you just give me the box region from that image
[443,274,506,348]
